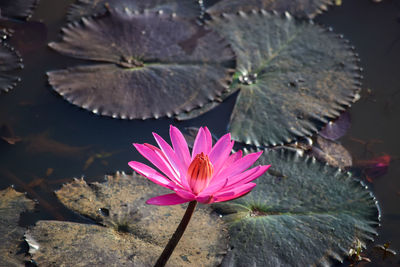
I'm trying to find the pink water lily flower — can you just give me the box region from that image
[129,126,270,205]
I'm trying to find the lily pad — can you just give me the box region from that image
[0,0,38,20]
[67,0,201,22]
[207,11,360,146]
[0,41,23,93]
[48,9,235,119]
[206,0,334,19]
[0,187,35,266]
[213,148,379,267]
[26,172,228,266]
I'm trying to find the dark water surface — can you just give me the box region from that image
[0,0,399,266]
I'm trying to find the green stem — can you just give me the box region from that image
[154,201,197,267]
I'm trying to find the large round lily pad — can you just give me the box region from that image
[208,11,360,146]
[26,172,228,266]
[213,148,379,267]
[48,9,235,119]
[206,0,334,19]
[0,41,23,93]
[67,0,201,22]
[0,187,35,266]
[0,0,38,20]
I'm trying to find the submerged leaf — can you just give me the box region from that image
[207,0,334,19]
[206,11,360,146]
[0,0,38,20]
[312,135,353,169]
[356,154,391,182]
[0,41,23,93]
[27,172,228,266]
[48,10,235,119]
[319,111,351,141]
[213,148,379,267]
[0,187,35,266]
[67,0,201,22]
[0,123,21,144]
[0,19,47,55]
[25,131,91,158]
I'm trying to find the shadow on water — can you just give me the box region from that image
[0,0,399,266]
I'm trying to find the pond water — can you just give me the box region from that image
[0,0,399,266]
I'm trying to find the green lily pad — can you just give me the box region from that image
[0,0,38,20]
[26,172,228,266]
[206,0,334,19]
[67,0,201,22]
[213,148,379,267]
[48,9,235,119]
[0,41,23,93]
[207,11,360,146]
[0,187,35,266]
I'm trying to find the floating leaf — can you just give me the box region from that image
[26,172,228,266]
[213,148,379,266]
[206,0,334,19]
[319,111,351,140]
[48,10,235,119]
[206,11,360,146]
[67,0,201,22]
[312,135,353,169]
[0,41,23,93]
[0,0,38,20]
[0,187,35,266]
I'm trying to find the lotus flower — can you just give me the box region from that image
[129,126,270,205]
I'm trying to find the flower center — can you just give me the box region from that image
[187,152,214,194]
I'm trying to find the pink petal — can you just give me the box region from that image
[146,193,191,205]
[192,127,208,159]
[198,178,228,197]
[202,165,267,195]
[225,150,243,165]
[205,167,259,194]
[224,165,270,189]
[170,125,191,168]
[209,133,234,175]
[212,183,257,203]
[195,194,213,204]
[217,151,263,179]
[203,127,213,153]
[153,133,190,190]
[133,143,180,185]
[128,161,177,190]
[174,188,196,200]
